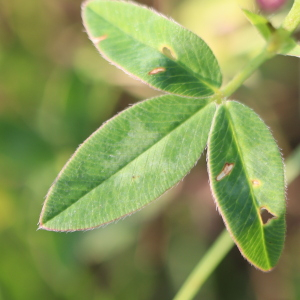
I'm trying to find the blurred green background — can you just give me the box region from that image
[0,0,300,299]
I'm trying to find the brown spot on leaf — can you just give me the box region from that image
[161,46,176,60]
[260,207,276,225]
[91,35,107,44]
[131,175,140,181]
[148,67,166,75]
[216,163,234,181]
[252,179,261,186]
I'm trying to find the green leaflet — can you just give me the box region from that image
[207,101,285,271]
[82,0,222,97]
[39,95,216,231]
[243,9,273,40]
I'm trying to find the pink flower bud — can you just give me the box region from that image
[256,0,287,12]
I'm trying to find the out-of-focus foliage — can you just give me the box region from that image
[0,0,299,299]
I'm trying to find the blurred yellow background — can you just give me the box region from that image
[0,0,300,299]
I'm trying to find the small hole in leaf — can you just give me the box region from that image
[216,163,234,181]
[260,207,276,225]
[148,67,166,75]
[162,46,176,60]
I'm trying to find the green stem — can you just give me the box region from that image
[221,47,274,98]
[173,230,234,300]
[285,145,300,184]
[221,0,300,99]
[173,147,300,300]
[281,0,300,33]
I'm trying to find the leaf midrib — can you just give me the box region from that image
[225,103,271,269]
[42,100,215,224]
[85,5,220,94]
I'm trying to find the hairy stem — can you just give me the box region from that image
[282,0,300,33]
[173,146,300,300]
[221,47,274,98]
